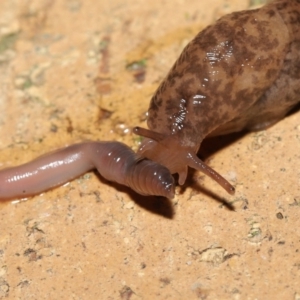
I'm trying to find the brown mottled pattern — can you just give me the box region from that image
[147,0,300,149]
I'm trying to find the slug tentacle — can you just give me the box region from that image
[134,127,235,195]
[0,141,175,200]
[184,152,235,195]
[133,127,166,142]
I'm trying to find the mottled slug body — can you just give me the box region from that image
[136,0,300,192]
[0,0,299,200]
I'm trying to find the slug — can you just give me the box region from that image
[135,0,300,194]
[0,0,299,200]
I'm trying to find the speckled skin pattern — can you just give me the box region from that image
[147,0,300,145]
[137,0,300,185]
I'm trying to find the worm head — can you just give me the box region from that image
[125,158,175,199]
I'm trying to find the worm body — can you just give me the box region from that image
[0,142,174,200]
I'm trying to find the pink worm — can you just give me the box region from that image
[0,142,175,200]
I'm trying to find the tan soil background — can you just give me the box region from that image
[0,0,299,299]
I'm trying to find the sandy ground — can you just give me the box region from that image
[0,0,299,299]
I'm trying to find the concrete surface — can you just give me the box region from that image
[0,0,299,299]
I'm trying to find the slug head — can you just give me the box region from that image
[133,127,235,195]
